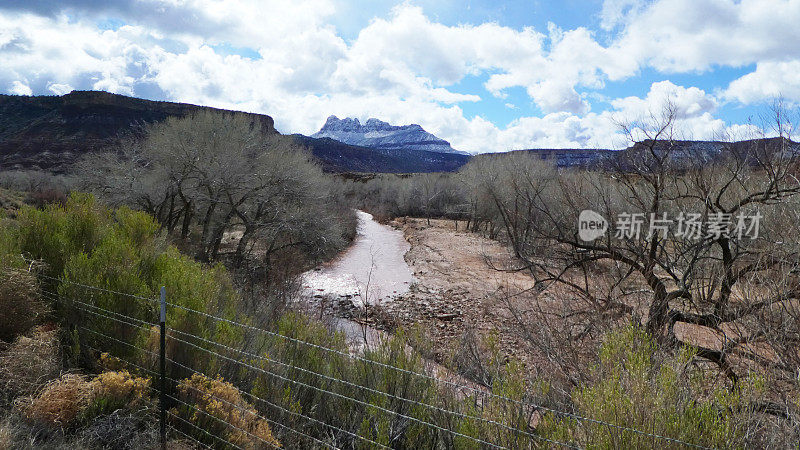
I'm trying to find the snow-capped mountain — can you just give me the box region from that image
[311,116,467,154]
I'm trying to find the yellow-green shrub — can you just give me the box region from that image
[176,373,281,449]
[540,324,757,449]
[19,370,153,430]
[83,370,152,419]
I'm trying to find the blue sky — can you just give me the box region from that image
[1,0,799,152]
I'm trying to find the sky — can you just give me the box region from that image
[1,0,799,153]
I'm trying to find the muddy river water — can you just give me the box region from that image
[299,211,486,394]
[301,210,415,307]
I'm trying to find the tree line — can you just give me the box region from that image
[346,100,800,446]
[75,111,356,282]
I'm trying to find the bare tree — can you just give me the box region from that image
[76,112,353,268]
[488,100,800,400]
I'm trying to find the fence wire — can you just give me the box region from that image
[42,278,715,449]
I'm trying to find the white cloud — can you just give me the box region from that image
[600,0,645,30]
[330,6,550,107]
[610,81,725,141]
[611,0,800,72]
[0,1,794,154]
[481,23,637,114]
[47,83,74,95]
[611,80,717,120]
[724,61,800,104]
[8,80,32,95]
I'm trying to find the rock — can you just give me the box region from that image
[311,115,467,154]
[436,313,459,321]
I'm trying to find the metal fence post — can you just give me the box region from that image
[159,286,167,450]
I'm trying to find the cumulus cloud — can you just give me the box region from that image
[8,80,32,95]
[724,61,800,105]
[609,81,726,141]
[0,0,794,153]
[600,0,645,30]
[611,0,800,72]
[47,83,74,95]
[611,80,717,120]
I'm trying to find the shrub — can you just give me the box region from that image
[83,370,151,419]
[16,192,110,280]
[0,326,61,402]
[0,268,48,341]
[0,214,22,269]
[19,374,93,429]
[9,193,242,377]
[0,187,27,216]
[27,189,68,209]
[18,370,154,432]
[540,324,757,449]
[176,373,281,449]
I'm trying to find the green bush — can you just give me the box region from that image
[540,324,759,449]
[246,317,539,449]
[1,192,553,447]
[1,194,243,380]
[16,193,109,279]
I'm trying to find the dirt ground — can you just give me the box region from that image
[374,217,767,374]
[377,217,542,365]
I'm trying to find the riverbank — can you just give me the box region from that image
[380,217,540,366]
[300,212,543,371]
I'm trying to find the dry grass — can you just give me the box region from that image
[0,326,60,402]
[0,268,48,342]
[166,438,199,449]
[18,374,93,429]
[0,418,12,450]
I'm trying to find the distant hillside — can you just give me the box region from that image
[493,148,617,168]
[469,147,618,170]
[312,115,467,155]
[0,91,276,172]
[0,91,470,174]
[474,138,798,170]
[291,134,470,173]
[5,91,787,176]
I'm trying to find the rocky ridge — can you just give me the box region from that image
[312,116,467,155]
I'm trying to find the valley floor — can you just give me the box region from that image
[382,217,540,366]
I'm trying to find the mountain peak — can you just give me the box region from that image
[322,116,363,132]
[313,116,465,154]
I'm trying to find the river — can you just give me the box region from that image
[299,211,485,394]
[301,210,414,307]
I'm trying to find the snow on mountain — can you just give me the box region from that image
[311,116,467,154]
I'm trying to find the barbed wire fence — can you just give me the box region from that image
[39,275,713,450]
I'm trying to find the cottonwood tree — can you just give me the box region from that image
[488,100,800,402]
[76,112,352,269]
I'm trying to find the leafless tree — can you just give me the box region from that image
[76,112,353,269]
[485,100,800,421]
